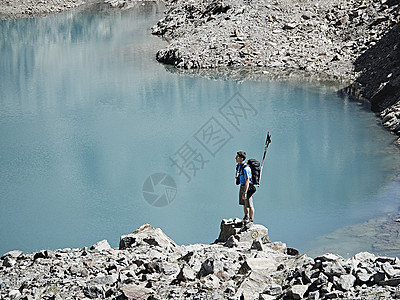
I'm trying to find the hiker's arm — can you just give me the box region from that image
[242,178,249,199]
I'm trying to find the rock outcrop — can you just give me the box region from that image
[151,0,399,79]
[0,0,85,20]
[2,221,400,299]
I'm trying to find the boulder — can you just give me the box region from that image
[238,257,277,275]
[224,235,239,248]
[322,261,347,277]
[88,274,118,286]
[335,274,356,291]
[83,285,103,299]
[239,270,271,299]
[2,256,16,268]
[353,252,375,262]
[177,265,196,282]
[119,224,178,252]
[286,284,308,299]
[263,284,283,296]
[8,290,21,299]
[198,258,214,278]
[379,278,400,287]
[33,250,55,261]
[355,269,372,284]
[217,218,271,244]
[1,250,23,259]
[316,253,343,262]
[90,240,111,251]
[120,284,154,299]
[201,274,220,289]
[217,218,243,242]
[270,241,287,254]
[250,239,264,251]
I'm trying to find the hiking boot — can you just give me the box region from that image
[249,218,253,224]
[242,215,249,225]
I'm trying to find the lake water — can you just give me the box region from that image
[1,2,400,258]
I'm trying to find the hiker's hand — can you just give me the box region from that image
[242,193,247,200]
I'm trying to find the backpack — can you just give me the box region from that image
[235,158,261,197]
[236,159,261,185]
[247,158,261,186]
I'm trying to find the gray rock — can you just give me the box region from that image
[287,284,308,299]
[283,22,297,30]
[90,240,111,251]
[251,239,264,251]
[238,257,277,275]
[88,274,118,286]
[2,256,16,268]
[163,263,179,276]
[217,218,243,242]
[120,284,154,299]
[356,269,372,284]
[372,271,386,283]
[201,274,220,289]
[238,270,271,299]
[270,241,287,254]
[379,278,400,287]
[224,235,239,248]
[177,265,196,282]
[8,290,21,299]
[322,261,347,277]
[1,250,23,259]
[287,247,300,256]
[198,258,214,278]
[262,283,283,296]
[217,219,271,244]
[382,262,400,278]
[238,224,271,244]
[335,274,356,291]
[83,285,102,299]
[318,272,329,284]
[119,224,178,252]
[316,253,343,262]
[308,290,320,300]
[259,294,275,300]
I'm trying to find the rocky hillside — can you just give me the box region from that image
[150,0,400,141]
[350,21,400,143]
[2,221,400,299]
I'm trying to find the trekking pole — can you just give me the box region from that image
[258,132,271,186]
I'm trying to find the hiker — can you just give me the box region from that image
[235,151,254,224]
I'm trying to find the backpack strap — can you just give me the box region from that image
[238,163,251,182]
[236,163,245,178]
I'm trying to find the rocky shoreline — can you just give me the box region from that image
[3,221,400,300]
[0,0,85,20]
[150,0,400,142]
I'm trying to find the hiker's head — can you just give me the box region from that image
[236,151,246,163]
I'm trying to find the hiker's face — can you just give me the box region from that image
[236,155,243,163]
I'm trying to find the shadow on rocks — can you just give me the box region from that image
[345,22,400,112]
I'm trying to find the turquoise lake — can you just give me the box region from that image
[1,2,400,257]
